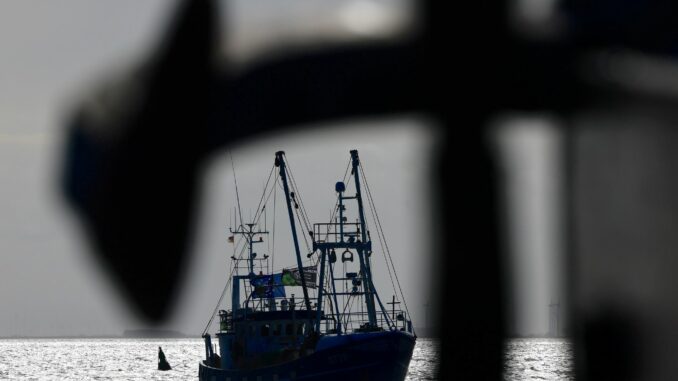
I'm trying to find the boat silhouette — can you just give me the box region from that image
[199,150,415,380]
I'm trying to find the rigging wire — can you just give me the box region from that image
[203,164,278,334]
[362,174,399,315]
[201,272,234,336]
[322,259,334,318]
[340,293,354,329]
[285,159,311,229]
[359,162,413,328]
[203,213,268,335]
[252,165,276,223]
[284,158,314,238]
[364,192,399,327]
[272,173,277,272]
[204,153,409,335]
[280,163,318,265]
[283,170,312,254]
[229,152,245,229]
[203,227,261,335]
[265,197,269,274]
[227,170,290,274]
[328,158,352,225]
[295,206,312,256]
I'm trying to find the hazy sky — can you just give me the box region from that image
[0,1,559,337]
[0,0,435,337]
[0,0,175,337]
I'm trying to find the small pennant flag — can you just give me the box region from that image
[228,236,234,243]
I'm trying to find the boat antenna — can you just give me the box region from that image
[275,151,314,315]
[230,151,244,229]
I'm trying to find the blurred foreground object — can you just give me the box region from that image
[63,0,216,321]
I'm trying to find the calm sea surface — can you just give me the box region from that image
[0,337,439,380]
[504,338,574,381]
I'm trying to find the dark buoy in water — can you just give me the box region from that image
[158,346,171,370]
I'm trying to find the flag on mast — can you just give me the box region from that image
[281,266,318,288]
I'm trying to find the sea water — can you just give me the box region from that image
[0,337,574,380]
[0,338,440,380]
[504,338,574,380]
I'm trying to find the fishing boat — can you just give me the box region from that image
[199,150,416,381]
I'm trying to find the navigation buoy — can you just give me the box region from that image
[158,346,172,371]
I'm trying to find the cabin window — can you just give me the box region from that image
[273,323,282,336]
[261,324,270,337]
[285,323,294,336]
[297,323,304,335]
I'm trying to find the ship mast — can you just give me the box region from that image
[350,150,378,327]
[275,151,313,315]
[312,150,393,331]
[230,223,268,276]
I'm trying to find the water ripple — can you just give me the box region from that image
[504,338,574,381]
[0,337,439,380]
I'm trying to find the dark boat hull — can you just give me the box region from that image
[199,330,415,381]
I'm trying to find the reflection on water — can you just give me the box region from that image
[407,338,439,380]
[0,337,439,380]
[504,338,574,381]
